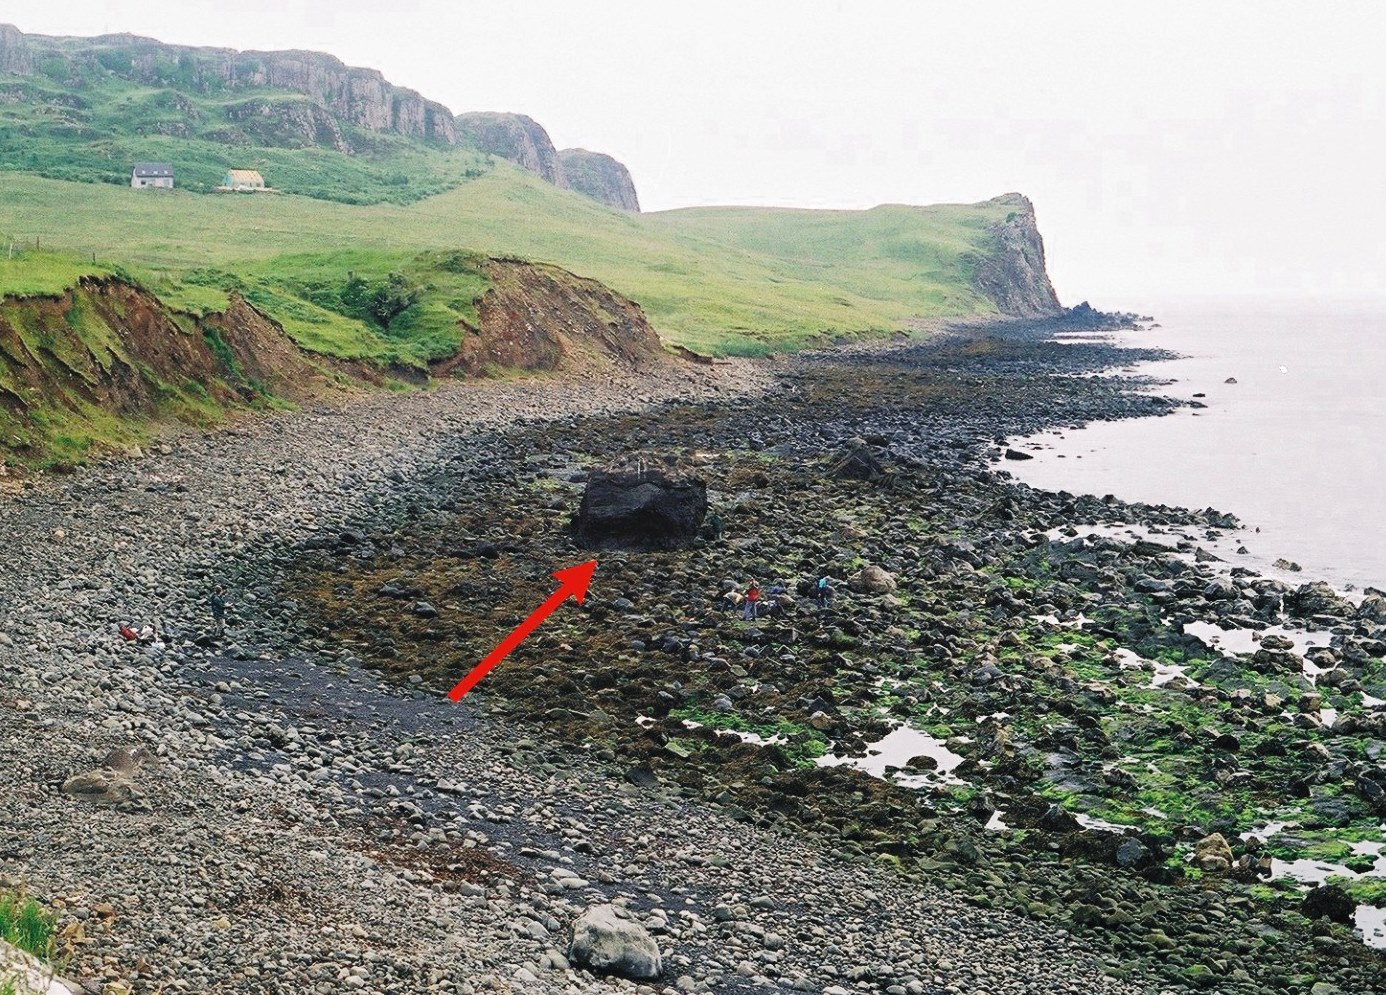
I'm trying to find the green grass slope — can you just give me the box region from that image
[0,65,486,204]
[0,163,1012,355]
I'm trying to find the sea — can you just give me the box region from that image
[1004,298,1386,592]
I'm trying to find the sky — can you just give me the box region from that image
[2,0,1383,308]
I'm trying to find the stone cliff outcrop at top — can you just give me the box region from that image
[0,25,643,208]
[0,22,32,74]
[454,113,643,211]
[0,26,456,144]
[970,193,1064,317]
[454,111,568,187]
[558,148,641,212]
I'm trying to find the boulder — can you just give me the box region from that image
[1302,883,1355,924]
[1194,832,1234,873]
[1287,581,1353,619]
[575,459,707,551]
[568,903,662,979]
[849,564,897,594]
[60,769,135,804]
[826,442,886,481]
[1115,837,1151,869]
[1357,593,1386,624]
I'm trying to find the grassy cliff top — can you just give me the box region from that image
[0,164,1012,356]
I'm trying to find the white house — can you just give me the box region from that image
[131,162,174,189]
[222,169,266,192]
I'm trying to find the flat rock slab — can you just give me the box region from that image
[0,938,81,994]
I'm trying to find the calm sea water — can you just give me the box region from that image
[1005,300,1386,591]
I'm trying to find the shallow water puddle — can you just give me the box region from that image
[1181,620,1332,673]
[1031,612,1094,629]
[1112,647,1196,688]
[1181,619,1330,657]
[1262,836,1386,950]
[816,724,967,788]
[719,729,787,747]
[676,718,786,747]
[1074,812,1134,833]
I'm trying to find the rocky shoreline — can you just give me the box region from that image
[2,318,1384,995]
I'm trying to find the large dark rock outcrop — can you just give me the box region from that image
[970,193,1064,318]
[575,458,707,551]
[558,148,640,212]
[456,111,568,187]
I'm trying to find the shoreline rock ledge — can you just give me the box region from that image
[567,903,662,979]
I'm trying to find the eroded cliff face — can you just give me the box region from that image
[0,25,456,146]
[970,193,1063,318]
[455,112,568,187]
[440,259,664,377]
[0,262,666,463]
[558,149,641,212]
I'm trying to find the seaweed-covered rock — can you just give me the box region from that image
[1302,883,1355,924]
[827,441,886,481]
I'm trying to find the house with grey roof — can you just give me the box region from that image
[131,162,174,189]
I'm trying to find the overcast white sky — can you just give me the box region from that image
[3,0,1382,307]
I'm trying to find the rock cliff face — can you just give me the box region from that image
[456,113,644,211]
[455,112,568,187]
[0,25,456,146]
[558,149,640,212]
[970,193,1064,317]
[222,97,351,152]
[0,25,643,206]
[0,23,31,74]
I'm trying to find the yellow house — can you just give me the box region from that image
[222,169,266,192]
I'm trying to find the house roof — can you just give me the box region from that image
[132,162,173,176]
[225,169,265,185]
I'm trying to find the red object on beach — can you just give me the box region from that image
[118,625,138,641]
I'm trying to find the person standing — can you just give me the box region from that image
[815,575,834,608]
[742,579,761,621]
[210,584,228,637]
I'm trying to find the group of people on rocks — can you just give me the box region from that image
[117,584,230,646]
[724,574,835,619]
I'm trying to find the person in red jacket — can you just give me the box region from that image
[742,579,761,620]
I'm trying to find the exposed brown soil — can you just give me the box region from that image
[435,259,666,377]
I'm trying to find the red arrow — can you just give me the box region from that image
[447,560,597,702]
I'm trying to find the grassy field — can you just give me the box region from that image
[0,69,487,204]
[0,164,1011,355]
